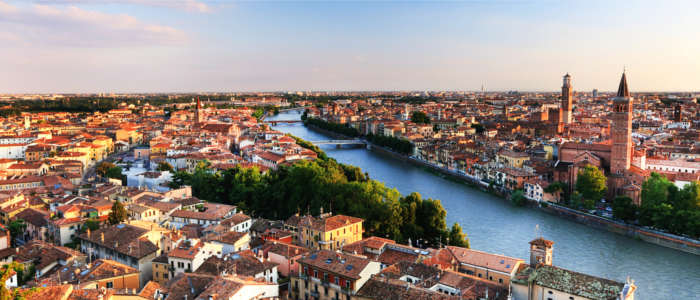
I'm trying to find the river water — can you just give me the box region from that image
[268,111,699,299]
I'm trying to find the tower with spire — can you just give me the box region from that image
[561,73,573,124]
[610,71,633,176]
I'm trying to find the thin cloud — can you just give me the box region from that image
[34,0,212,13]
[0,1,187,47]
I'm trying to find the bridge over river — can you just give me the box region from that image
[265,119,303,125]
[266,110,700,300]
[309,139,366,146]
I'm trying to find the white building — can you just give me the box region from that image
[168,239,222,276]
[0,144,28,159]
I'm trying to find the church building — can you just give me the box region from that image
[553,72,649,205]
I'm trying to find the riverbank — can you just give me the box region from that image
[303,123,700,256]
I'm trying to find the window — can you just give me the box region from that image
[499,278,503,284]
[548,291,553,294]
[106,282,113,288]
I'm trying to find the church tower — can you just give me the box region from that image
[529,238,553,266]
[611,72,633,175]
[560,73,573,124]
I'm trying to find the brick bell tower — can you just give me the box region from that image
[610,72,633,179]
[561,73,573,124]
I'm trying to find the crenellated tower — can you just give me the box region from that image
[560,73,573,124]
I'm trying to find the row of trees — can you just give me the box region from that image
[410,111,431,124]
[365,133,414,155]
[303,118,360,137]
[634,173,699,237]
[552,164,699,238]
[169,145,469,248]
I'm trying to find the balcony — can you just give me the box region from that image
[310,276,321,283]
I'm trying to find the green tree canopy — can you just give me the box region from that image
[8,219,25,247]
[157,161,174,172]
[448,222,470,248]
[410,111,431,124]
[510,189,526,206]
[96,162,116,177]
[575,165,607,208]
[81,219,101,233]
[107,200,128,225]
[638,173,700,237]
[612,196,637,222]
[167,139,462,248]
[471,123,485,134]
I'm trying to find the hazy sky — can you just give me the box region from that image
[1,0,698,93]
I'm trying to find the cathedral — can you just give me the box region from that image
[553,72,648,205]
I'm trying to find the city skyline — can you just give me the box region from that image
[2,0,700,93]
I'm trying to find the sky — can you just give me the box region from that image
[1,0,699,93]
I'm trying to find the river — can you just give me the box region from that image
[268,110,699,299]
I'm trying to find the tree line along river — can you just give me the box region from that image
[267,110,699,300]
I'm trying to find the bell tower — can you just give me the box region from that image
[561,73,573,124]
[529,238,553,266]
[611,72,633,175]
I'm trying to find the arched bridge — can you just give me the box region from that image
[309,139,366,145]
[266,120,303,125]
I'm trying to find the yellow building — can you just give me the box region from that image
[299,214,363,251]
[497,150,530,168]
[116,127,143,145]
[151,255,170,285]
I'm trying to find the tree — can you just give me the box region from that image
[157,161,174,172]
[575,165,607,206]
[81,219,101,233]
[471,123,485,134]
[410,111,431,124]
[107,200,128,225]
[639,172,674,226]
[510,189,526,206]
[0,262,27,300]
[612,196,637,222]
[98,162,123,179]
[447,223,470,248]
[8,219,25,247]
[544,181,567,202]
[96,162,116,177]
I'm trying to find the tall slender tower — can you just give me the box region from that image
[561,73,573,124]
[611,72,633,175]
[195,96,202,124]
